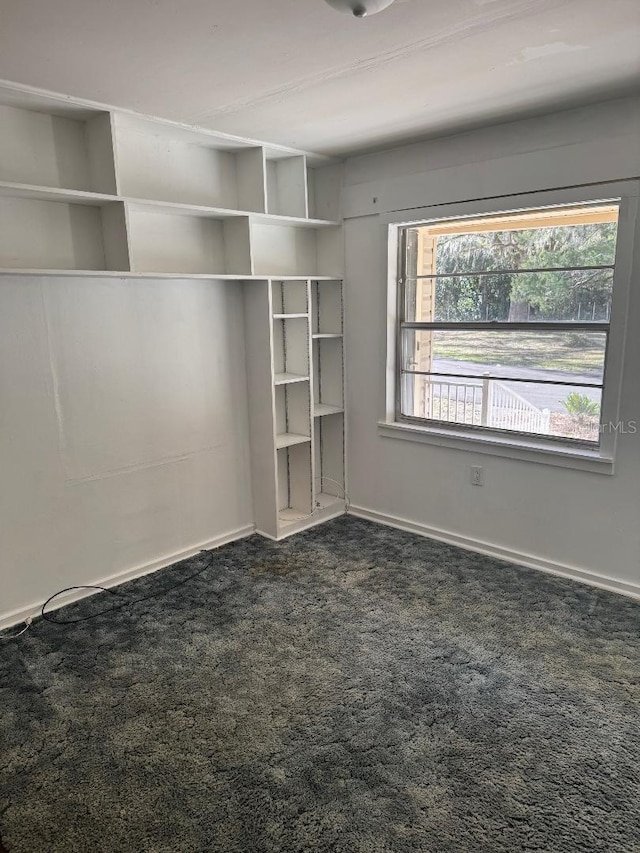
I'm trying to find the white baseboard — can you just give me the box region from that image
[0,523,256,631]
[348,505,640,601]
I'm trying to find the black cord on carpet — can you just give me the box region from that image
[40,550,216,626]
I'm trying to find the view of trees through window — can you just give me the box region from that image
[399,204,619,444]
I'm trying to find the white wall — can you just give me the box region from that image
[0,276,253,627]
[343,95,640,597]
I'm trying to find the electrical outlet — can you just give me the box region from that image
[470,465,484,486]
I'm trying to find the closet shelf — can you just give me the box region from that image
[279,508,311,526]
[0,270,341,281]
[314,404,344,417]
[0,181,340,228]
[315,493,344,510]
[127,197,339,228]
[0,184,340,228]
[275,433,312,450]
[0,181,119,206]
[274,373,310,386]
[0,81,344,279]
[273,313,309,320]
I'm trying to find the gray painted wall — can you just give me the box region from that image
[0,276,253,625]
[343,96,640,595]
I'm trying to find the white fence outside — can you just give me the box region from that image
[422,374,551,435]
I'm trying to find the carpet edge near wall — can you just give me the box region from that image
[4,506,638,633]
[349,505,640,600]
[0,523,256,632]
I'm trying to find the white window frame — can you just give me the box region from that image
[379,182,639,474]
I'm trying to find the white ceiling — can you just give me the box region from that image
[0,0,638,156]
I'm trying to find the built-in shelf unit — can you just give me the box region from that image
[0,79,346,540]
[244,279,346,539]
[0,81,343,279]
[311,280,345,516]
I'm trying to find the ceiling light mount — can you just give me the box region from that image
[323,0,397,18]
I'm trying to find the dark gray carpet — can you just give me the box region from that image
[1,516,639,853]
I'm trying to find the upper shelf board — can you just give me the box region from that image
[0,79,339,166]
[125,197,339,227]
[0,182,339,227]
[0,269,342,281]
[0,181,118,207]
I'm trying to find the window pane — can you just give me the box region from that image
[401,374,602,444]
[405,205,619,277]
[401,329,606,385]
[404,270,614,323]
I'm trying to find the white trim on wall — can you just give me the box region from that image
[349,505,640,601]
[343,96,640,220]
[0,523,255,631]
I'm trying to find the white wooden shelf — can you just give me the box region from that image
[0,195,129,272]
[0,99,117,195]
[0,181,119,206]
[278,491,345,535]
[126,198,239,221]
[279,508,311,526]
[0,270,341,281]
[0,182,339,228]
[314,407,345,524]
[315,492,344,510]
[0,184,339,227]
[314,404,344,417]
[255,213,340,228]
[273,313,309,320]
[112,112,268,211]
[274,373,309,386]
[127,208,251,276]
[251,222,343,278]
[126,196,339,227]
[273,314,309,380]
[276,433,312,449]
[0,81,344,279]
[244,277,345,540]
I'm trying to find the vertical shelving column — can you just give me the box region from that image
[243,279,315,538]
[272,281,314,531]
[311,280,346,514]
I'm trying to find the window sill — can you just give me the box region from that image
[377,421,615,474]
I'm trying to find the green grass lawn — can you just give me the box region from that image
[431,331,605,375]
